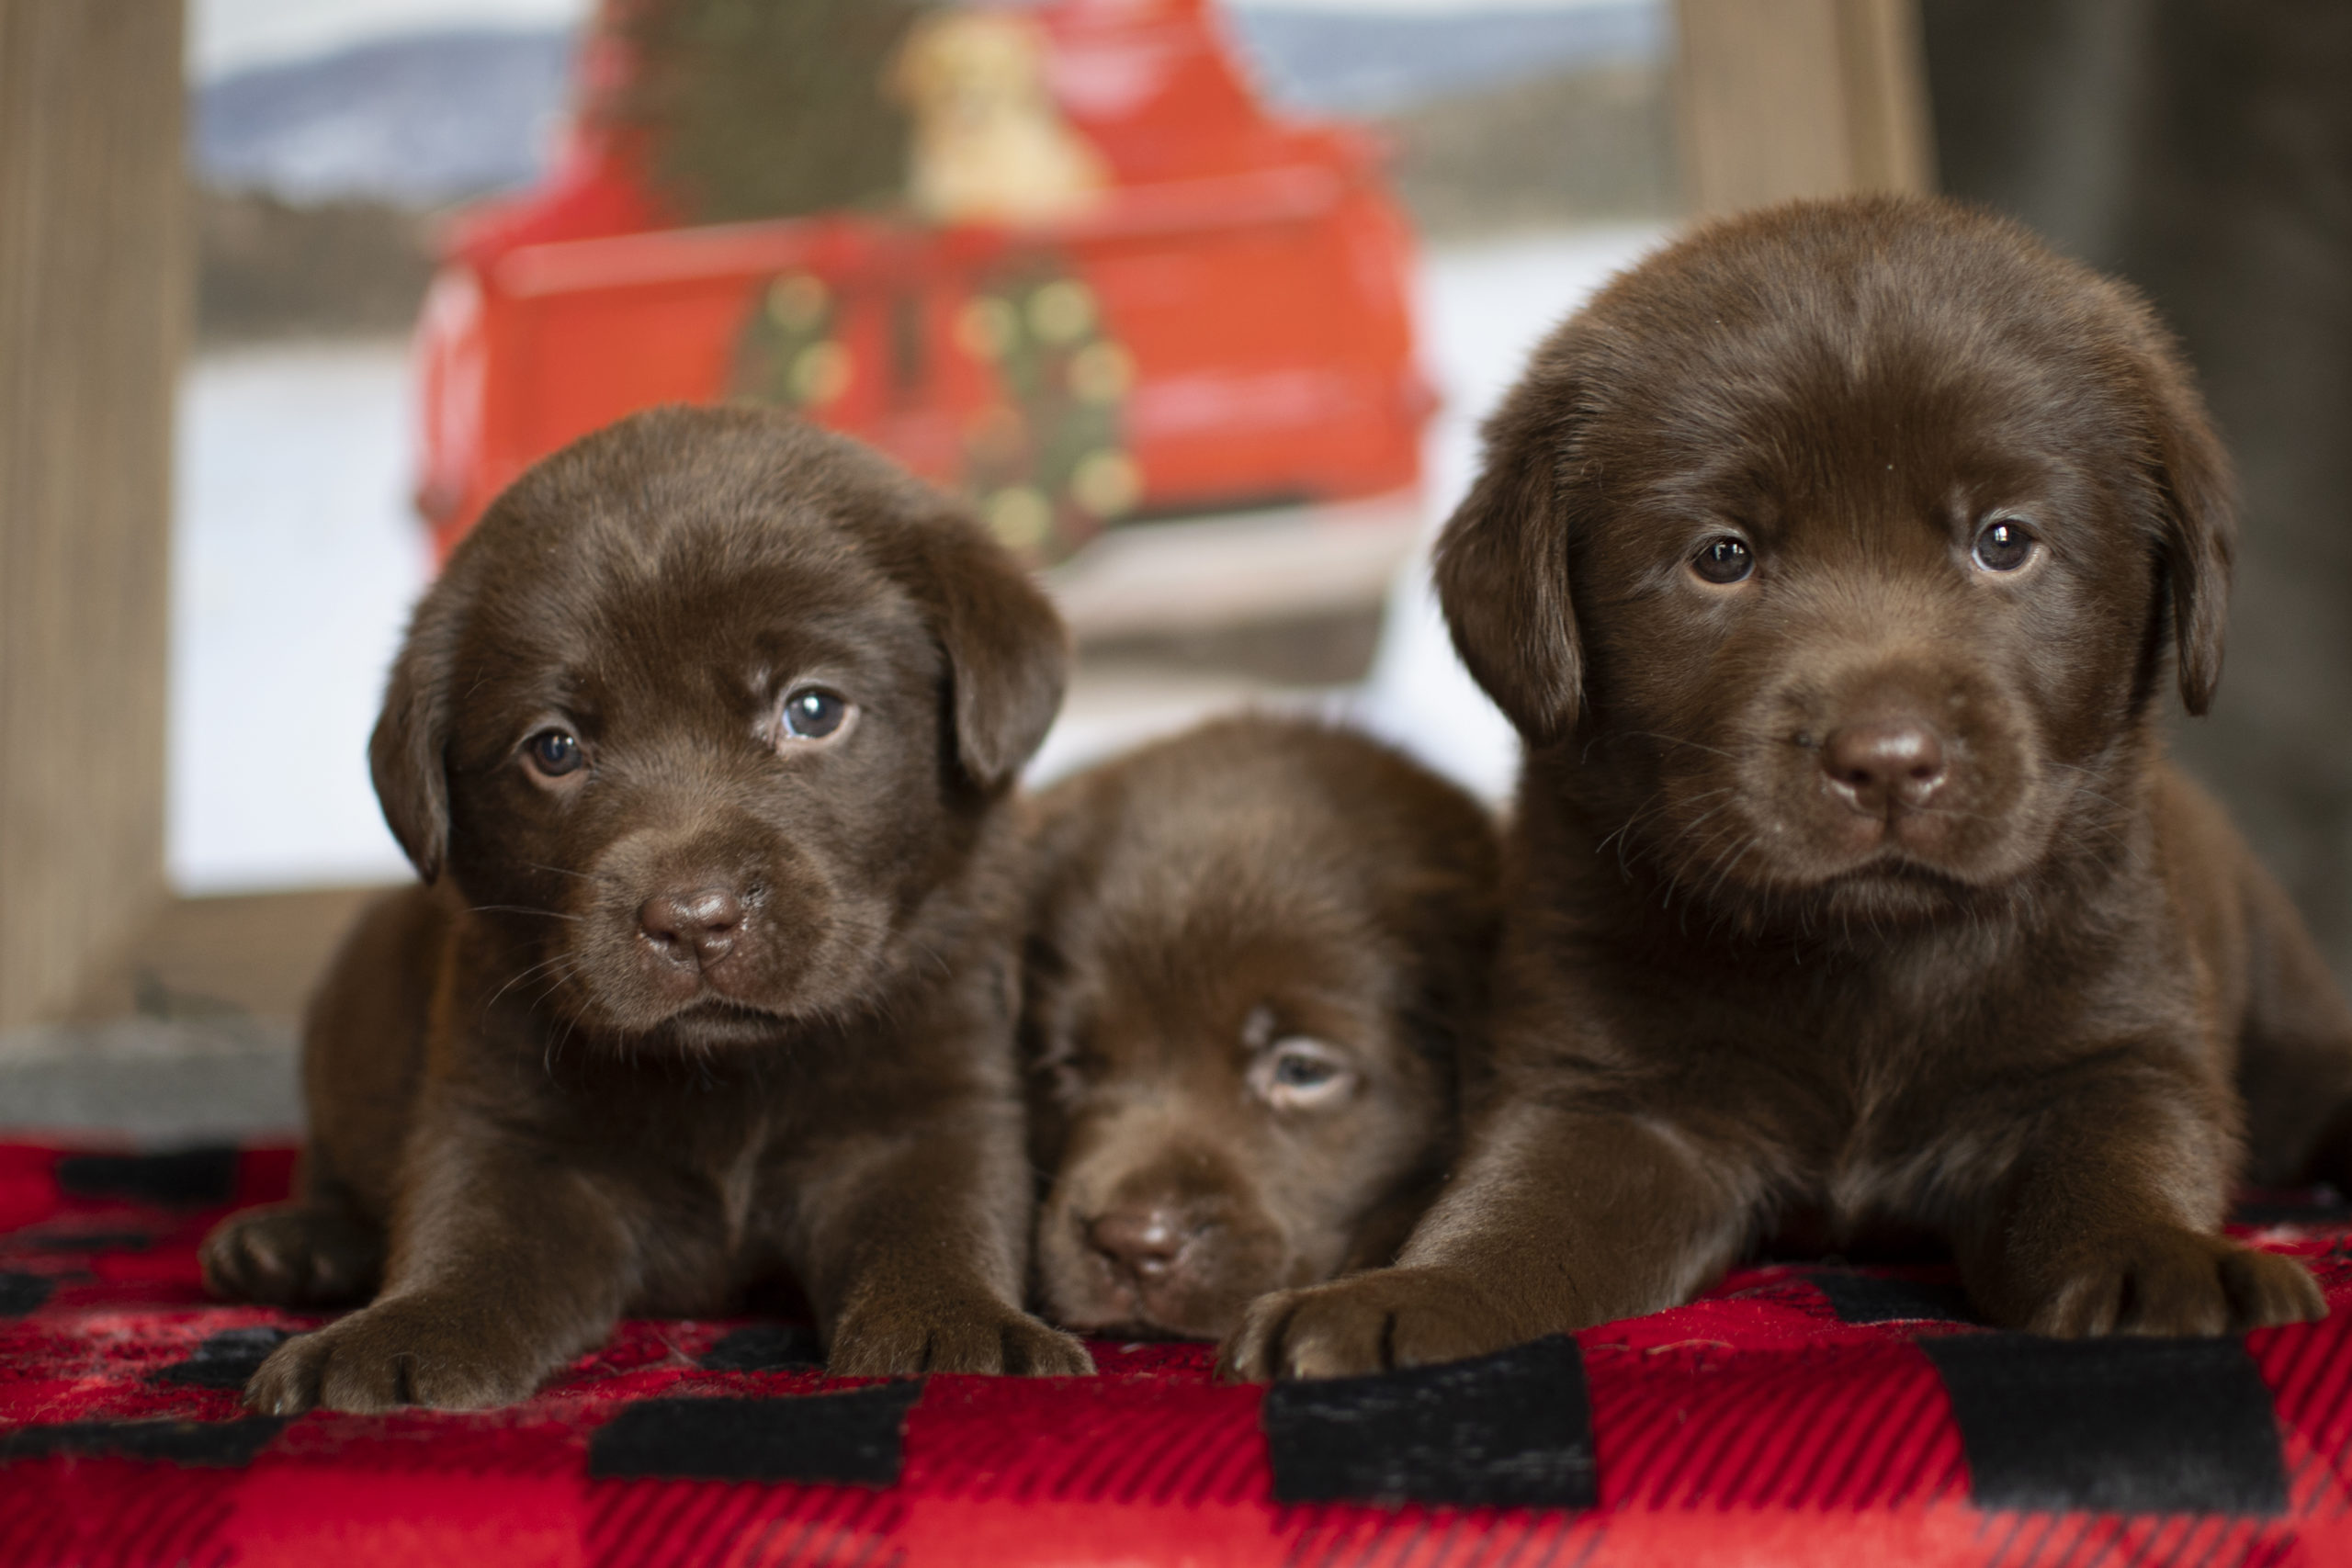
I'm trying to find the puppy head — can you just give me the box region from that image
[1023,718,1494,1339]
[370,405,1067,1044]
[1437,196,2233,928]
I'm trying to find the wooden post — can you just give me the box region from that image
[1674,0,1936,217]
[0,0,186,1029]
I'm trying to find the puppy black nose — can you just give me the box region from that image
[1086,1204,1201,1281]
[1822,719,1948,814]
[638,886,744,967]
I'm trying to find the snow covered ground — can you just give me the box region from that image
[1344,221,1665,802]
[165,222,1669,894]
[170,341,431,892]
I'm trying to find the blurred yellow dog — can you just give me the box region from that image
[893,9,1110,224]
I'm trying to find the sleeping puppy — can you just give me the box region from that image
[1022,716,1497,1340]
[201,405,1091,1410]
[1227,196,2352,1379]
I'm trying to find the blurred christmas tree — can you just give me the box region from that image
[615,0,931,224]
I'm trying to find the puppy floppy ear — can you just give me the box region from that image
[368,588,464,882]
[892,506,1070,792]
[2136,343,2236,716]
[1433,367,1583,745]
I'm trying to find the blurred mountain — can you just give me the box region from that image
[1227,3,1664,115]
[189,4,1663,204]
[194,28,573,203]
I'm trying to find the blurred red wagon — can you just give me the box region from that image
[412,0,1434,565]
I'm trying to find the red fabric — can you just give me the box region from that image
[4,1140,2350,1567]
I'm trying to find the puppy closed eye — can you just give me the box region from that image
[1248,1038,1357,1111]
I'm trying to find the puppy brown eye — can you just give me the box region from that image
[780,687,848,740]
[526,729,583,776]
[1692,536,1754,584]
[1973,520,2036,572]
[1272,1052,1337,1089]
[1249,1039,1354,1110]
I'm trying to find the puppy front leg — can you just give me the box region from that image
[787,1110,1092,1378]
[1222,1102,1759,1380]
[1955,1071,2324,1336]
[244,1113,637,1414]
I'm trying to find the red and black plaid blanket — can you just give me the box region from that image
[6,1140,2352,1567]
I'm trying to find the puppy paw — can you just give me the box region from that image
[828,1294,1094,1377]
[2018,1229,2325,1337]
[243,1295,548,1414]
[200,1204,381,1307]
[1218,1267,1524,1381]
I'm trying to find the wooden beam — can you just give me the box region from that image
[0,0,186,1028]
[65,887,399,1027]
[1674,0,1936,218]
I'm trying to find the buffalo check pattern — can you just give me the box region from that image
[5,1142,2352,1567]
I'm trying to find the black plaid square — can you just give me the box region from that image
[1262,1335,1595,1508]
[1924,1333,2288,1515]
[588,1382,924,1486]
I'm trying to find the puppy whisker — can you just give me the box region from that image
[484,951,586,1016]
[1618,730,1739,762]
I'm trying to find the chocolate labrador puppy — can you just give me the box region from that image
[1021,716,1497,1340]
[1227,196,2352,1380]
[202,405,1091,1410]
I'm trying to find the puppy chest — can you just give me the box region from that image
[631,1115,779,1268]
[712,1120,770,1250]
[1681,1032,1928,1218]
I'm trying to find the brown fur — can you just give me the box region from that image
[1021,716,1498,1339]
[1225,196,2352,1380]
[201,405,1091,1411]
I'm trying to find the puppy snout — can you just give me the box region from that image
[638,885,745,969]
[1821,717,1947,815]
[1086,1202,1208,1282]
